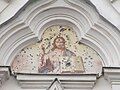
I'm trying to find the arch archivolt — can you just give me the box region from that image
[0,0,120,67]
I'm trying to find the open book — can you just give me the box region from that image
[60,56,84,73]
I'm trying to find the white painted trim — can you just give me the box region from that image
[0,66,10,87]
[16,74,97,90]
[0,0,120,67]
[104,67,120,90]
[89,0,120,30]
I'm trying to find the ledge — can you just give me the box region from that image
[103,67,120,84]
[0,66,10,87]
[16,73,98,90]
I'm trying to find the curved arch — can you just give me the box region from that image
[26,7,93,35]
[94,23,120,66]
[0,26,38,65]
[0,23,26,49]
[36,17,83,41]
[0,0,120,68]
[22,1,98,26]
[6,37,38,66]
[80,37,107,66]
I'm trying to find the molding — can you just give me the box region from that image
[16,73,97,90]
[0,0,9,13]
[0,23,39,65]
[103,67,120,89]
[0,66,10,87]
[104,67,120,82]
[0,0,29,25]
[112,0,120,15]
[4,0,11,3]
[110,0,118,3]
[48,78,64,90]
[0,0,120,67]
[84,20,120,66]
[88,0,120,30]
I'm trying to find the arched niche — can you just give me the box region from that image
[11,25,103,75]
[0,0,120,69]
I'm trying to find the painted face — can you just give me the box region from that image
[55,38,65,49]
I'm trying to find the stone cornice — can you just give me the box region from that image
[103,67,120,85]
[16,73,97,90]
